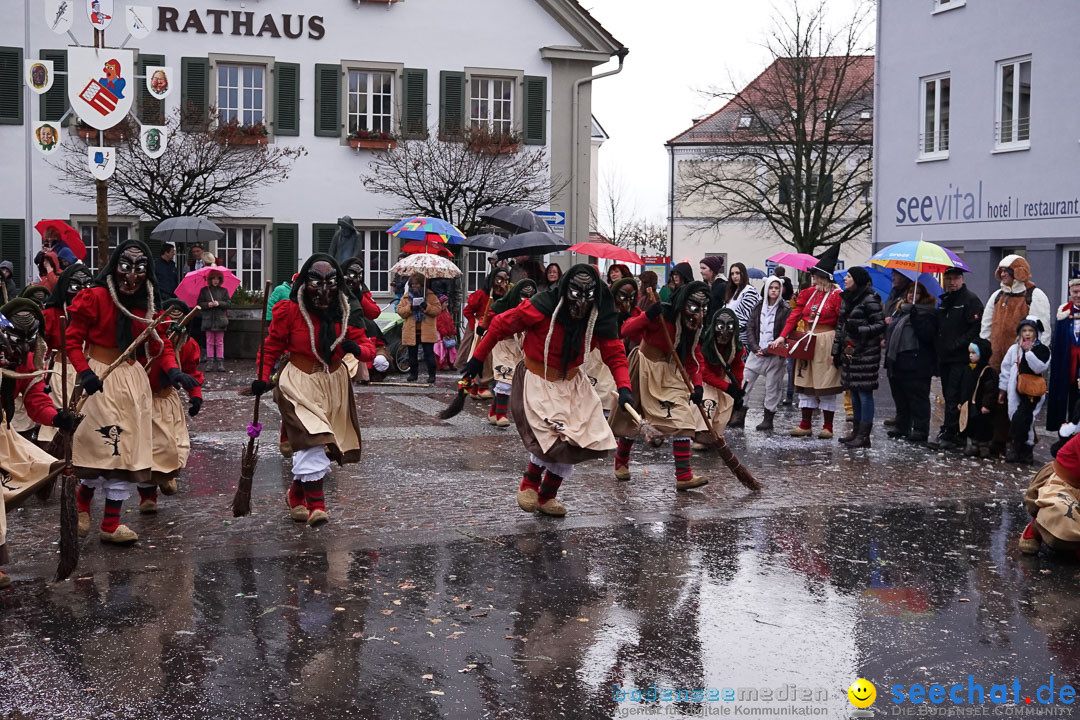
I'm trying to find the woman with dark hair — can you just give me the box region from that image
[396,273,443,384]
[606,264,632,286]
[832,267,886,449]
[637,271,660,313]
[884,283,940,444]
[543,263,562,292]
[723,263,760,348]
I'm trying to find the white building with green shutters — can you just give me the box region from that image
[0,0,624,298]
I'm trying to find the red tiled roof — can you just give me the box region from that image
[668,55,874,145]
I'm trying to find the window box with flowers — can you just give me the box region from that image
[76,119,134,144]
[468,128,521,155]
[215,120,269,146]
[348,129,398,150]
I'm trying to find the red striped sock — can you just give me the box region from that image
[615,437,634,469]
[822,411,834,432]
[799,408,813,430]
[673,438,692,482]
[538,471,564,502]
[494,393,509,418]
[76,484,95,514]
[101,499,122,533]
[521,461,543,492]
[287,480,305,509]
[137,486,157,503]
[303,479,326,512]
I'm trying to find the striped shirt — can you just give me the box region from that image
[729,285,761,346]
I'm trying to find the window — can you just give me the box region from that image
[470,77,513,135]
[363,230,391,294]
[80,224,129,272]
[919,74,950,159]
[1063,246,1080,300]
[347,70,394,135]
[737,114,752,128]
[466,248,489,292]
[996,57,1031,150]
[217,64,264,126]
[219,226,264,290]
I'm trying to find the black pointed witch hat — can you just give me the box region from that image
[809,244,840,279]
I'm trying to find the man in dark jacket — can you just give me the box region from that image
[932,268,982,449]
[154,243,179,300]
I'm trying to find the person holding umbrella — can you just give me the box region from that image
[197,269,232,372]
[396,273,442,383]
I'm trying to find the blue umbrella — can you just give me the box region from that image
[834,266,944,299]
[746,267,766,279]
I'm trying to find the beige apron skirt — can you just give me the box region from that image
[9,396,35,434]
[509,360,615,465]
[72,357,154,484]
[792,328,842,397]
[585,347,619,415]
[0,418,61,564]
[150,388,190,486]
[610,347,697,437]
[1025,463,1080,551]
[491,336,524,388]
[275,360,362,465]
[38,360,77,444]
[342,353,361,380]
[693,384,735,445]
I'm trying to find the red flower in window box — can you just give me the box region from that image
[467,127,521,155]
[76,120,134,143]
[347,129,398,150]
[215,119,269,145]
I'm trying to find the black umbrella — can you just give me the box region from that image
[495,231,571,259]
[480,206,550,234]
[453,233,508,251]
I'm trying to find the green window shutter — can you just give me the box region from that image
[140,222,160,259]
[40,49,68,124]
[180,57,209,131]
[439,70,465,140]
[138,53,165,125]
[274,62,300,136]
[0,219,25,287]
[274,224,299,285]
[314,64,341,137]
[401,68,427,139]
[312,223,337,256]
[522,75,546,145]
[0,48,23,125]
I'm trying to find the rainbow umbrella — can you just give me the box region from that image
[387,216,466,246]
[869,240,968,274]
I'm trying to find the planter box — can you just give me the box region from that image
[222,306,265,359]
[77,127,130,143]
[349,137,397,150]
[217,134,267,146]
[470,141,520,155]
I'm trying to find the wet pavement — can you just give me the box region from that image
[1,363,1076,720]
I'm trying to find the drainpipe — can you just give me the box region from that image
[668,143,675,262]
[571,49,627,245]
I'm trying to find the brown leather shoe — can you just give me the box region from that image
[789,426,813,437]
[139,499,158,514]
[160,479,178,496]
[496,416,511,427]
[614,466,631,481]
[676,476,709,491]
[0,571,10,589]
[287,493,309,522]
[100,525,138,544]
[78,511,90,537]
[537,498,567,517]
[818,428,834,440]
[307,509,329,527]
[517,488,539,512]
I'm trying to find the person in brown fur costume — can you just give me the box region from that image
[980,255,1051,371]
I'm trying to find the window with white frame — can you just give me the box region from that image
[919,74,950,159]
[364,230,391,294]
[466,248,489,292]
[996,57,1031,149]
[219,227,264,290]
[80,224,130,272]
[348,70,394,136]
[217,64,265,127]
[470,77,514,135]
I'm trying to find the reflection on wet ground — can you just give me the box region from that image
[4,499,1080,719]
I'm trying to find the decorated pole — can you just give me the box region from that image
[94,24,109,264]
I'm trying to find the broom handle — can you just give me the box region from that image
[252,281,272,425]
[60,316,71,465]
[72,311,171,415]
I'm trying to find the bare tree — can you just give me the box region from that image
[594,168,668,255]
[675,0,874,255]
[361,126,563,233]
[51,109,307,222]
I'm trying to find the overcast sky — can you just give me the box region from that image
[584,0,872,225]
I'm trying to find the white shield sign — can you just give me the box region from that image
[33,122,62,156]
[144,65,172,100]
[140,125,167,159]
[88,146,116,180]
[86,0,114,30]
[68,47,134,130]
[125,5,151,39]
[44,0,75,34]
[26,59,55,95]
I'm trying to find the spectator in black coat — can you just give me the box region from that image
[154,243,179,300]
[884,284,939,444]
[832,266,886,448]
[932,268,983,449]
[958,338,999,458]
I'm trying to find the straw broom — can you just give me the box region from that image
[54,316,79,582]
[232,282,272,517]
[438,293,494,420]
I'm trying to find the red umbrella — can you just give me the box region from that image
[401,240,453,258]
[569,242,643,265]
[34,220,87,261]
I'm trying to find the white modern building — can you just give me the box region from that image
[874,0,1080,306]
[0,0,625,299]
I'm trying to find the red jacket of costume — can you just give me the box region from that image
[463,289,491,331]
[12,355,58,427]
[360,291,381,321]
[700,347,745,392]
[66,286,178,375]
[258,299,375,380]
[780,286,842,338]
[42,306,64,351]
[472,300,631,389]
[620,312,704,387]
[147,336,204,400]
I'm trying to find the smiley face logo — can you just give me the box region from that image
[847,678,876,709]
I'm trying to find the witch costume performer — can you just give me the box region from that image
[37,263,93,446]
[0,299,77,588]
[250,254,375,527]
[467,264,631,517]
[66,240,199,545]
[485,279,537,427]
[609,281,711,491]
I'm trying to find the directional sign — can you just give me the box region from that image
[535,210,566,237]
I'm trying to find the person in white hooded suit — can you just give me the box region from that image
[742,276,791,431]
[998,316,1051,465]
